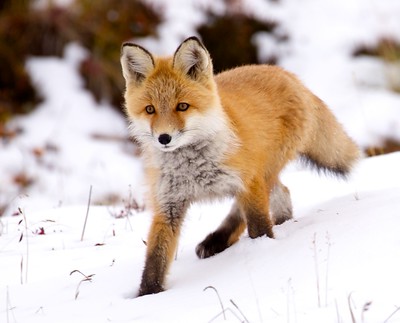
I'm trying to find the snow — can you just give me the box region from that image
[1,43,144,214]
[1,153,400,323]
[1,0,400,322]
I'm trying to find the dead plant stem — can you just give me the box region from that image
[81,185,92,241]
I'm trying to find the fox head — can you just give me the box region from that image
[120,37,228,152]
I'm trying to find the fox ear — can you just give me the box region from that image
[173,37,212,80]
[120,43,155,84]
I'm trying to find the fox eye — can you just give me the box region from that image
[176,102,189,112]
[145,105,155,114]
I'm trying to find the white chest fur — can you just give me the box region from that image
[155,141,242,210]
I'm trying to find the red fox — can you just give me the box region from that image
[120,37,359,296]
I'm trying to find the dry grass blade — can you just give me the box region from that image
[230,299,250,323]
[361,301,372,322]
[348,293,356,323]
[70,269,95,300]
[17,208,29,284]
[6,286,17,323]
[204,286,226,320]
[312,232,321,307]
[70,269,95,280]
[81,185,92,241]
[384,306,400,323]
[325,231,332,307]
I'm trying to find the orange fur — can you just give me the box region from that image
[120,37,359,296]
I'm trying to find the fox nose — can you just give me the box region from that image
[158,133,172,145]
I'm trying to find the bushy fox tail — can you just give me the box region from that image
[300,97,360,178]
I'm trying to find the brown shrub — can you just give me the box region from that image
[197,1,279,73]
[0,0,161,129]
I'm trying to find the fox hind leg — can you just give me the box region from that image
[196,201,246,259]
[270,181,293,225]
[238,177,275,239]
[196,180,290,259]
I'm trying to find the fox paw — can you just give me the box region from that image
[195,232,230,259]
[138,280,164,297]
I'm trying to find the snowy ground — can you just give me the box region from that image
[1,152,400,323]
[0,43,145,215]
[1,0,400,322]
[1,0,400,214]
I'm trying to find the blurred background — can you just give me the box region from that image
[0,0,399,217]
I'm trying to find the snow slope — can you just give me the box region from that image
[1,0,400,322]
[1,0,399,215]
[1,152,400,323]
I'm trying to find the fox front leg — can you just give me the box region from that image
[138,202,187,296]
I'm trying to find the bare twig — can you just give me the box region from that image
[335,299,342,323]
[70,269,94,280]
[248,270,263,322]
[20,256,23,285]
[6,286,17,323]
[348,293,356,323]
[70,270,95,300]
[325,232,331,307]
[312,232,332,308]
[35,307,44,315]
[107,185,144,233]
[312,232,321,307]
[18,208,29,284]
[208,308,243,323]
[6,286,9,323]
[204,286,226,320]
[361,301,372,323]
[204,286,251,323]
[81,185,93,241]
[383,305,400,323]
[0,218,4,236]
[230,299,250,323]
